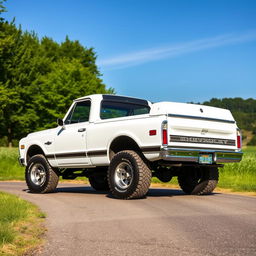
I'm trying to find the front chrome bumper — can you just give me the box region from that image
[18,157,25,166]
[160,147,243,164]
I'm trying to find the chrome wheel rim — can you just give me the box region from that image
[30,163,46,186]
[114,162,134,190]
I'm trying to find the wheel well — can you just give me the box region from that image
[27,145,45,162]
[109,136,141,160]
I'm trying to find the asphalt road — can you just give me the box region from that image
[0,182,255,256]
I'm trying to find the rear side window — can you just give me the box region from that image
[65,101,91,124]
[100,101,150,120]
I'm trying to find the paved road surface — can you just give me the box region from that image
[0,182,255,256]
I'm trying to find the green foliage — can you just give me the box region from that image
[0,191,29,245]
[0,0,6,21]
[0,191,45,255]
[0,8,114,146]
[248,135,256,146]
[218,147,256,191]
[0,222,14,245]
[33,58,108,129]
[0,192,29,224]
[0,147,24,180]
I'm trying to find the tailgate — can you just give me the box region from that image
[167,115,237,150]
[151,101,238,150]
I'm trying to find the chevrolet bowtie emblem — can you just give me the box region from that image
[201,129,208,135]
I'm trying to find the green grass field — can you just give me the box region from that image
[0,191,45,255]
[218,147,256,191]
[0,147,24,181]
[0,147,255,192]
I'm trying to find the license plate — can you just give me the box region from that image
[199,154,213,164]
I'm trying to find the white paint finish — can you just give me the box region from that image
[19,94,240,168]
[87,114,163,165]
[167,116,237,150]
[53,123,91,166]
[150,101,234,122]
[20,128,58,166]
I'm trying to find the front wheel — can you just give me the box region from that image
[108,150,152,199]
[25,154,59,193]
[178,166,219,195]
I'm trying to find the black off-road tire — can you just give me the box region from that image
[89,172,110,191]
[25,154,59,193]
[178,166,219,195]
[108,150,152,199]
[155,167,173,182]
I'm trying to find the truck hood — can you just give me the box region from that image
[150,102,234,122]
[27,127,57,138]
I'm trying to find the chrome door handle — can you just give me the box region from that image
[78,128,86,132]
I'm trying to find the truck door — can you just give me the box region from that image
[54,100,91,167]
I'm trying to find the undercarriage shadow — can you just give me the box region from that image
[25,185,218,198]
[54,185,190,197]
[55,186,107,194]
[147,188,185,197]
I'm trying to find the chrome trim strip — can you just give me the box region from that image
[168,114,235,124]
[166,145,238,151]
[160,147,243,164]
[162,147,241,154]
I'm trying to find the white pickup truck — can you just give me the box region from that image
[19,94,243,199]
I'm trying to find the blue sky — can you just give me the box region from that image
[3,0,256,103]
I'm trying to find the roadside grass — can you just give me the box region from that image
[0,147,24,180]
[218,147,256,192]
[0,146,255,192]
[0,191,45,256]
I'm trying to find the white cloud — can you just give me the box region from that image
[97,30,256,69]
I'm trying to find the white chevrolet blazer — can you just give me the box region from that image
[19,94,243,199]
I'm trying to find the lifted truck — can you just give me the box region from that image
[19,94,243,199]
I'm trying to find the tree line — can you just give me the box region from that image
[202,98,256,145]
[0,1,113,147]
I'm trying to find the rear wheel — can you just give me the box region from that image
[178,166,219,195]
[25,154,59,193]
[89,171,109,191]
[108,150,152,199]
[154,167,173,182]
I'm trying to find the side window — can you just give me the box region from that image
[65,101,91,124]
[133,107,150,115]
[100,101,150,120]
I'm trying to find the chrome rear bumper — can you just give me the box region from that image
[160,147,243,164]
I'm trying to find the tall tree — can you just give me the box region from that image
[0,2,114,146]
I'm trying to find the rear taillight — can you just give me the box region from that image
[237,129,242,149]
[162,121,168,145]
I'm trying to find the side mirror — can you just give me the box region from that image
[57,118,64,126]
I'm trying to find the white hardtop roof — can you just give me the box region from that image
[150,101,234,121]
[74,94,152,104]
[75,94,103,101]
